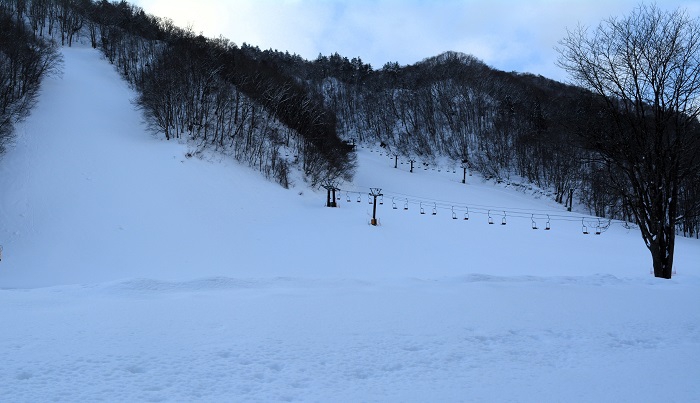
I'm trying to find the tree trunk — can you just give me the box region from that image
[637,188,678,279]
[649,227,675,279]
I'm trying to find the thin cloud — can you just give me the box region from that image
[132,0,698,81]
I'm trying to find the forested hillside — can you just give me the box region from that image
[1,0,698,237]
[0,4,60,153]
[1,0,355,188]
[298,50,700,238]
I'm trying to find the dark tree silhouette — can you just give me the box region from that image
[0,5,61,153]
[558,4,700,278]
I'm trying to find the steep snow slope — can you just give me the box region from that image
[0,46,699,402]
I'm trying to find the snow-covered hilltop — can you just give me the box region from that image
[0,46,699,402]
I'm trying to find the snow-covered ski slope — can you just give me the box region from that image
[0,46,699,402]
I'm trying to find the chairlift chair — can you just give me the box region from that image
[545,215,551,230]
[420,202,425,215]
[392,197,397,210]
[488,210,494,224]
[432,203,437,216]
[582,218,589,234]
[464,207,470,221]
[404,199,409,210]
[452,207,457,220]
[531,214,538,230]
[501,211,507,225]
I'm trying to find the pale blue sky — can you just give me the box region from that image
[131,0,699,82]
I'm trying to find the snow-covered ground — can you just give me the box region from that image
[0,46,699,402]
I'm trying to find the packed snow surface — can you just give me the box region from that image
[1,46,699,402]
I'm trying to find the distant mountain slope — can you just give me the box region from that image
[1,46,699,289]
[3,0,697,238]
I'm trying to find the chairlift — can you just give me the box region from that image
[357,193,361,203]
[488,210,494,224]
[379,195,384,205]
[531,214,538,230]
[368,194,373,204]
[545,215,551,230]
[595,219,602,235]
[501,211,507,225]
[582,218,589,234]
[404,198,409,210]
[432,203,437,216]
[420,202,425,215]
[346,192,351,203]
[452,206,457,220]
[464,207,470,221]
[392,197,397,210]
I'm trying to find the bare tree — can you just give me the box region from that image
[0,6,61,153]
[557,4,700,279]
